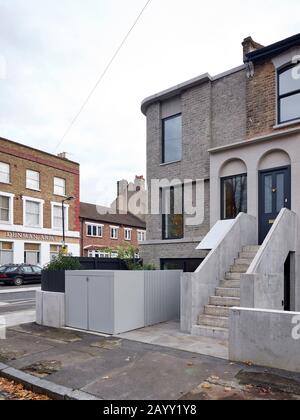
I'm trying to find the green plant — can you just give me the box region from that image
[43,254,81,272]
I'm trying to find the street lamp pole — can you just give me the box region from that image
[62,196,75,252]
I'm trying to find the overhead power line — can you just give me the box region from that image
[55,0,152,152]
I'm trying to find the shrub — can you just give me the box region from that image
[43,254,81,272]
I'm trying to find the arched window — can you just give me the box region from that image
[278,64,300,124]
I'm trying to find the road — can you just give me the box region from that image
[0,285,39,316]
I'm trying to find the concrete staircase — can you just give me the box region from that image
[192,245,260,340]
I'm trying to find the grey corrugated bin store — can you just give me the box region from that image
[65,270,181,335]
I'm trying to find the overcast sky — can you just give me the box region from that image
[0,0,299,205]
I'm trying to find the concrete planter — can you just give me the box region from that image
[41,271,66,293]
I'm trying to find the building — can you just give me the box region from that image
[140,33,300,315]
[0,137,80,266]
[80,202,146,258]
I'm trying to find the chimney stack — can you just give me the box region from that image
[242,36,264,62]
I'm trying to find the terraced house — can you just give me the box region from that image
[0,137,80,266]
[141,33,300,338]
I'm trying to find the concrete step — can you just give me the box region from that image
[242,245,260,253]
[225,272,241,280]
[210,296,240,307]
[220,279,240,288]
[230,264,249,273]
[239,252,257,259]
[235,258,253,265]
[191,324,229,340]
[216,287,240,298]
[198,314,229,328]
[204,305,230,317]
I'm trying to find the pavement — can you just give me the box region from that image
[1,323,300,400]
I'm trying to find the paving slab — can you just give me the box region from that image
[118,321,229,359]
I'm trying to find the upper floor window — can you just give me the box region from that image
[137,230,146,242]
[124,228,132,241]
[54,177,66,196]
[0,162,10,184]
[110,226,119,240]
[221,174,247,220]
[25,200,42,228]
[278,64,300,124]
[0,195,10,223]
[26,170,40,191]
[162,114,182,164]
[52,203,68,230]
[86,223,103,238]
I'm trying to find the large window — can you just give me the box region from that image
[52,204,67,230]
[0,242,13,265]
[26,170,40,191]
[162,185,184,240]
[54,177,66,196]
[25,200,41,227]
[0,162,10,184]
[221,174,247,220]
[161,258,203,273]
[278,64,300,124]
[162,114,182,164]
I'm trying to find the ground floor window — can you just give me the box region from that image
[88,250,118,259]
[24,243,41,265]
[0,242,13,265]
[50,244,63,260]
[161,258,203,273]
[221,174,247,220]
[162,185,184,240]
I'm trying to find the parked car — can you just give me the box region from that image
[0,264,42,286]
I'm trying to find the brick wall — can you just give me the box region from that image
[0,137,80,232]
[81,219,144,256]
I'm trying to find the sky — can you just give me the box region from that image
[0,0,299,205]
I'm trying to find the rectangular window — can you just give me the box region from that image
[0,242,13,265]
[124,228,132,241]
[110,227,119,240]
[278,65,300,124]
[86,224,103,237]
[138,230,146,242]
[54,177,66,196]
[0,162,10,184]
[52,205,67,230]
[162,185,184,240]
[25,201,41,227]
[0,195,10,223]
[24,243,40,265]
[162,114,182,164]
[221,174,247,220]
[161,258,204,273]
[26,170,40,191]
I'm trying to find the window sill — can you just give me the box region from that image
[86,236,103,239]
[26,188,41,193]
[273,119,300,129]
[0,182,12,186]
[160,160,181,167]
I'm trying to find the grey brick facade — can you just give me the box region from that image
[141,65,247,269]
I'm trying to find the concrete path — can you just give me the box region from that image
[1,323,300,400]
[118,321,228,360]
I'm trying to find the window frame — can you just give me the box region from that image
[26,169,40,191]
[124,228,132,241]
[51,202,69,231]
[162,185,184,241]
[23,196,44,228]
[86,223,103,238]
[137,230,146,242]
[278,63,300,124]
[0,162,10,184]
[220,173,248,221]
[162,113,182,164]
[53,177,66,197]
[110,226,119,240]
[0,192,14,225]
